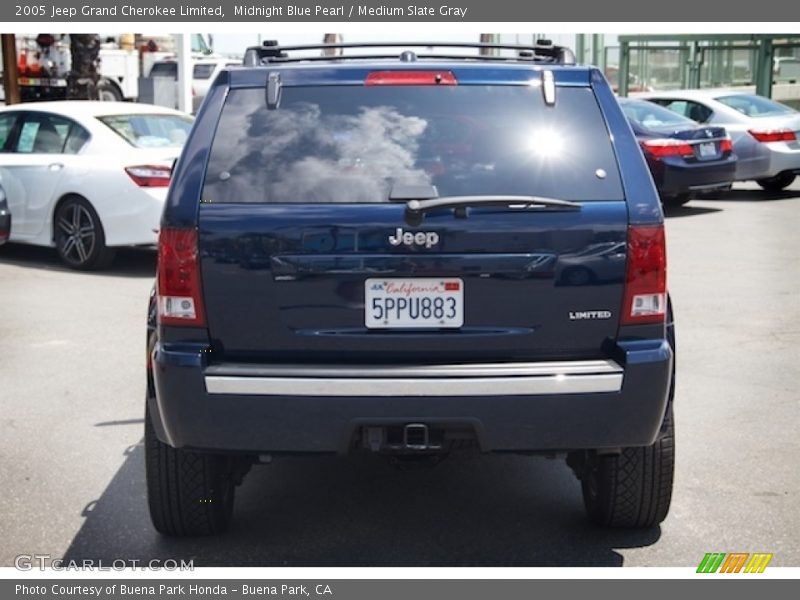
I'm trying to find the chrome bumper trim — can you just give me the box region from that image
[204,360,623,397]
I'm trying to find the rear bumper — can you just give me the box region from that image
[761,142,800,179]
[97,186,166,247]
[651,155,737,196]
[150,340,673,454]
[736,141,800,181]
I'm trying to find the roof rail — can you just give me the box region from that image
[242,40,577,67]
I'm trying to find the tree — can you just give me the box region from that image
[67,34,100,100]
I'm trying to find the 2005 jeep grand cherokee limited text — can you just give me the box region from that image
[145,41,675,536]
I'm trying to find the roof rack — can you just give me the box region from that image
[243,40,577,67]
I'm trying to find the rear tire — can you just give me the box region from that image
[579,408,674,528]
[576,298,675,528]
[756,172,795,191]
[54,197,115,270]
[145,402,237,536]
[97,79,124,102]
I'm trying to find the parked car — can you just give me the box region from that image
[618,97,736,206]
[146,41,675,536]
[0,101,193,269]
[0,179,10,245]
[638,90,800,190]
[148,57,241,112]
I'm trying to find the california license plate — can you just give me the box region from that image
[365,278,464,329]
[698,142,716,158]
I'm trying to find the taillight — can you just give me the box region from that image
[640,139,694,158]
[125,165,172,187]
[748,128,797,143]
[720,137,733,153]
[621,225,666,326]
[365,71,457,86]
[157,228,206,327]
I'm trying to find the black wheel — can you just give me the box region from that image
[97,79,124,102]
[756,172,795,191]
[145,401,237,537]
[579,408,674,528]
[663,193,692,207]
[54,197,115,270]
[574,299,676,528]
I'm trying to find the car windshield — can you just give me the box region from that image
[620,99,695,129]
[193,64,216,79]
[149,62,177,78]
[715,94,795,118]
[203,85,624,204]
[98,114,193,148]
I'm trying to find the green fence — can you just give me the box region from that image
[613,34,800,102]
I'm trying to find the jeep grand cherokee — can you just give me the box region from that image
[145,41,675,536]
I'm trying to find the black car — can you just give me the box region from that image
[146,41,675,536]
[619,97,737,206]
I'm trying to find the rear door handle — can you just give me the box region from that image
[48,163,64,171]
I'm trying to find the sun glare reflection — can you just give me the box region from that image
[527,128,565,158]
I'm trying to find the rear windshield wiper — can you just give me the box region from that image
[400,194,582,225]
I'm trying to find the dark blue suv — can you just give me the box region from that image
[146,41,675,536]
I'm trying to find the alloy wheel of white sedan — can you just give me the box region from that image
[0,101,193,270]
[54,196,114,270]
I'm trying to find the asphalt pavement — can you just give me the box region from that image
[0,181,798,567]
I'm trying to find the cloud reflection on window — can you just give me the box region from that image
[205,100,431,203]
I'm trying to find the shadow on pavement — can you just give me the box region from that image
[663,205,723,219]
[0,244,156,278]
[62,441,661,567]
[700,189,800,203]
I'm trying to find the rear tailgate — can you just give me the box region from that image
[199,202,626,362]
[198,78,629,363]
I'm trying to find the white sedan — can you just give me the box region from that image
[0,101,192,269]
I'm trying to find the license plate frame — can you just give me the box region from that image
[697,141,717,158]
[365,278,464,329]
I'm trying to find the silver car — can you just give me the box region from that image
[637,90,800,190]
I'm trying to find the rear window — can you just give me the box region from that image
[193,64,216,79]
[620,99,695,129]
[715,94,795,118]
[98,114,193,148]
[202,85,624,203]
[149,62,177,78]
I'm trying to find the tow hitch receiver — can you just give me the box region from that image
[362,423,448,452]
[404,423,429,450]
